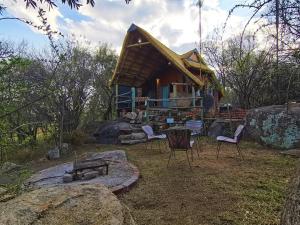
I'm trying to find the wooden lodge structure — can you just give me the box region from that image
[110,24,224,122]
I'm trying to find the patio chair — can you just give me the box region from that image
[185,120,204,152]
[166,128,199,169]
[216,124,245,159]
[142,125,167,151]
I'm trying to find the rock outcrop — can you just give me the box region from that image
[93,121,145,145]
[119,132,146,145]
[208,119,226,138]
[245,104,300,149]
[93,121,132,144]
[0,184,136,225]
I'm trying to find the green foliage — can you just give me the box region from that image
[0,39,117,160]
[1,168,32,196]
[63,129,87,145]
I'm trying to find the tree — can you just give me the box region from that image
[0,0,131,13]
[226,0,300,44]
[225,0,300,107]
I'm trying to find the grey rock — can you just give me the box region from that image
[83,171,98,180]
[95,167,105,175]
[61,143,70,155]
[245,104,300,149]
[62,174,73,183]
[123,112,137,120]
[119,132,146,141]
[121,139,147,145]
[93,121,132,144]
[208,119,226,138]
[0,184,136,225]
[25,150,135,190]
[46,147,60,160]
[87,150,127,162]
[136,110,143,123]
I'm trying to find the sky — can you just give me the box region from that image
[0,0,257,54]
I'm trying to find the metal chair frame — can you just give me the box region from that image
[166,128,199,169]
[185,120,204,153]
[216,125,245,160]
[142,125,167,152]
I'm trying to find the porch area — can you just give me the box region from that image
[115,82,205,123]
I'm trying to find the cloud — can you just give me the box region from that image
[3,0,62,34]
[2,0,264,54]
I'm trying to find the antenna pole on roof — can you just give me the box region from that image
[198,0,203,80]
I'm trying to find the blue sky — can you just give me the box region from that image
[0,0,256,53]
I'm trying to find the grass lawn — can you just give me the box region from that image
[3,138,298,225]
[113,139,296,225]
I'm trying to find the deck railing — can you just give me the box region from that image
[114,88,204,122]
[145,96,203,121]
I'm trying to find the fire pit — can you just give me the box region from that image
[25,150,139,194]
[63,158,109,183]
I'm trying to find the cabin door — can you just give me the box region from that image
[162,86,169,108]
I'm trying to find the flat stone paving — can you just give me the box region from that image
[25,150,139,193]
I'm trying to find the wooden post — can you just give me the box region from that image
[145,99,149,122]
[115,84,118,118]
[173,84,177,97]
[192,86,196,107]
[131,87,136,112]
[200,97,204,120]
[173,84,177,108]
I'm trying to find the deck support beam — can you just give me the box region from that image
[192,86,196,107]
[115,84,118,118]
[131,87,136,112]
[172,84,177,109]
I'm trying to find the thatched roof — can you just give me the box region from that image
[110,24,223,95]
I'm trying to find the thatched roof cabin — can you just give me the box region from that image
[111,24,224,120]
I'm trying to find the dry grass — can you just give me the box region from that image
[116,139,297,225]
[8,139,298,225]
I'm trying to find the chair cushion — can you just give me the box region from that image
[217,136,237,143]
[234,125,245,139]
[149,134,166,139]
[190,140,194,148]
[142,125,154,137]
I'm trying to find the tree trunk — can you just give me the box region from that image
[280,161,300,225]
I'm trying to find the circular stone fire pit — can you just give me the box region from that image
[25,150,139,194]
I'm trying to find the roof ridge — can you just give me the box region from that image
[134,24,181,57]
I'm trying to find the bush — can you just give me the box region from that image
[69,129,87,146]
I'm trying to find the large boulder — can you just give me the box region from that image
[0,184,136,225]
[208,119,226,138]
[93,121,132,144]
[245,104,300,149]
